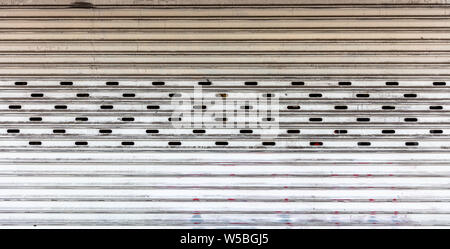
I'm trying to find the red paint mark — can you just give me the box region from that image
[392,198,397,202]
[229,174,235,176]
[192,198,200,201]
[284,186,289,189]
[335,222,340,225]
[227,198,235,201]
[370,211,376,215]
[367,174,372,176]
[394,211,399,215]
[369,199,375,202]
[353,174,359,177]
[334,211,339,214]
[285,222,292,226]
[284,198,289,202]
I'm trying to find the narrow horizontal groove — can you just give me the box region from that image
[4,19,450,29]
[3,41,450,53]
[3,30,450,41]
[5,55,450,64]
[3,7,450,18]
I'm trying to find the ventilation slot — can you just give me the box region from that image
[60,82,73,86]
[309,93,322,98]
[309,118,322,122]
[335,106,348,110]
[121,117,135,122]
[7,129,20,133]
[262,142,276,146]
[9,105,21,110]
[433,82,446,86]
[28,141,41,146]
[106,82,119,86]
[382,130,396,134]
[334,130,348,134]
[240,130,253,134]
[198,81,211,86]
[75,117,88,122]
[193,130,206,134]
[152,81,165,86]
[53,129,65,134]
[291,81,304,86]
[168,142,181,146]
[14,82,27,86]
[31,93,43,98]
[310,142,323,146]
[405,142,419,146]
[75,141,88,146]
[357,118,370,122]
[382,106,395,110]
[101,105,113,110]
[386,81,399,86]
[357,94,370,98]
[404,94,417,98]
[405,118,418,122]
[430,130,443,134]
[146,130,159,134]
[193,105,207,110]
[287,106,300,110]
[123,93,135,98]
[215,141,229,146]
[287,130,300,134]
[29,117,42,122]
[244,81,258,86]
[99,129,112,134]
[358,142,371,146]
[338,81,351,86]
[77,93,89,97]
[55,105,67,110]
[122,141,135,146]
[430,106,443,110]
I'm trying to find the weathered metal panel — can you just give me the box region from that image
[0,0,449,227]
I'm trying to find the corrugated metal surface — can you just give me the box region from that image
[0,0,450,227]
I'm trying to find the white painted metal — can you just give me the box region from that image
[0,0,449,227]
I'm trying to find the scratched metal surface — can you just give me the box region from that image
[0,0,450,227]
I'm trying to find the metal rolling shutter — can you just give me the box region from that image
[0,0,450,227]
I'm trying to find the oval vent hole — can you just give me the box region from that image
[29,117,42,121]
[31,93,43,98]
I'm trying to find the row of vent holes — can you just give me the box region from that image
[7,105,445,111]
[6,129,444,134]
[24,117,425,123]
[26,93,426,99]
[25,141,420,147]
[13,81,448,86]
